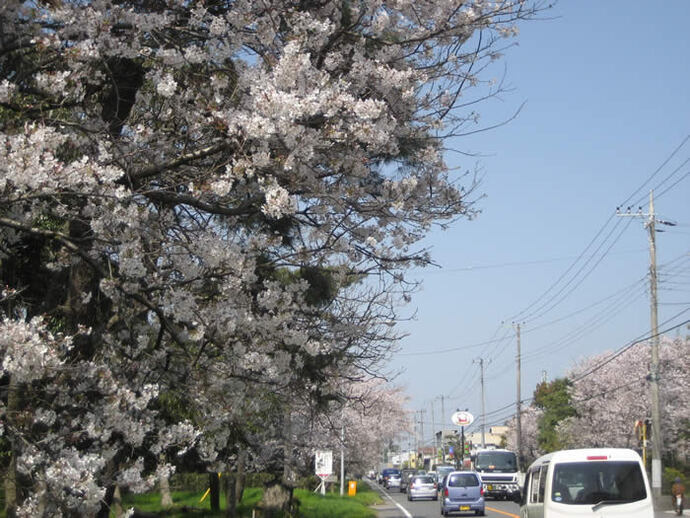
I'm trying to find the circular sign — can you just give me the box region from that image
[451,411,474,426]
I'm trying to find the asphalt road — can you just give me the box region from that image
[368,479,520,518]
[366,479,683,518]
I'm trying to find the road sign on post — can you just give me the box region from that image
[315,450,333,495]
[451,411,474,427]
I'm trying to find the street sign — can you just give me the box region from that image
[451,411,474,427]
[315,450,333,479]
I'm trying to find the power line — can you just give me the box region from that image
[399,333,508,357]
[506,135,690,325]
[523,217,635,324]
[622,134,690,208]
[570,311,690,383]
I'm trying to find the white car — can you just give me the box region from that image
[386,473,402,490]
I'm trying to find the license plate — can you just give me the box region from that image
[487,485,493,490]
[459,505,470,511]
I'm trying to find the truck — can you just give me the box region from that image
[473,449,521,500]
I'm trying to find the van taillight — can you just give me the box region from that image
[444,487,449,497]
[480,486,484,496]
[586,455,608,460]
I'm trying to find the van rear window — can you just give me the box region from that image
[448,473,480,487]
[551,461,646,505]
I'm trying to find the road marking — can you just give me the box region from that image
[368,480,413,518]
[486,506,519,518]
[380,492,413,518]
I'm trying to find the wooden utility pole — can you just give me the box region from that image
[647,190,662,499]
[514,323,523,466]
[431,399,436,461]
[441,395,446,463]
[340,422,345,496]
[617,190,666,499]
[476,357,486,448]
[417,408,426,458]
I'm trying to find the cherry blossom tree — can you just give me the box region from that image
[504,405,542,466]
[0,0,543,514]
[559,336,690,458]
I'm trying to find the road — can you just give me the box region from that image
[368,479,521,518]
[366,480,682,518]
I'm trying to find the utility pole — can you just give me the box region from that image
[647,191,662,499]
[441,395,446,463]
[415,408,426,467]
[419,408,426,448]
[616,190,671,500]
[340,422,345,496]
[475,357,486,448]
[431,399,436,462]
[513,322,523,466]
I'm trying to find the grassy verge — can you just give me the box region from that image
[114,479,381,517]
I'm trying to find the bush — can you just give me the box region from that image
[245,472,276,488]
[169,472,211,492]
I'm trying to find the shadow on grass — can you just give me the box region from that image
[116,482,381,518]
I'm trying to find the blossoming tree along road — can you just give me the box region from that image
[0,0,543,515]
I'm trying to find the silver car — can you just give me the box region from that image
[440,471,485,516]
[386,473,401,490]
[407,475,438,501]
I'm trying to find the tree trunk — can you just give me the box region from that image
[159,456,173,509]
[224,472,236,518]
[96,485,116,518]
[112,485,123,518]
[4,375,19,518]
[4,452,17,518]
[236,449,247,504]
[209,472,220,512]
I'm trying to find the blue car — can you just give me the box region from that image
[440,471,485,516]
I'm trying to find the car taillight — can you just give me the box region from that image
[444,487,449,497]
[480,486,484,496]
[409,483,414,489]
[433,483,437,489]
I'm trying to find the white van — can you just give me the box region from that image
[519,448,653,518]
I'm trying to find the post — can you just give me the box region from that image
[460,426,465,469]
[340,423,345,496]
[642,420,648,468]
[479,358,486,449]
[647,190,662,499]
[431,399,437,464]
[514,323,523,466]
[616,193,668,500]
[414,411,419,467]
[419,409,425,467]
[441,395,446,463]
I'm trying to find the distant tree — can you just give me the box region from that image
[532,378,576,452]
[504,405,542,466]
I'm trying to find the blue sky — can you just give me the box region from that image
[390,0,690,446]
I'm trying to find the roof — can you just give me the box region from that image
[528,448,643,469]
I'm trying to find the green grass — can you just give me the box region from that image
[293,482,381,518]
[113,480,381,517]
